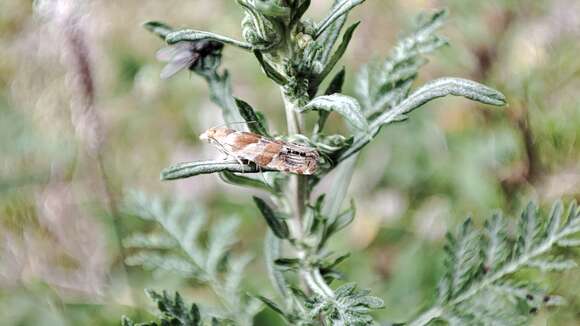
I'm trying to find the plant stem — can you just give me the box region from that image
[281,91,306,236]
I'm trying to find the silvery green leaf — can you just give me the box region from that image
[315,0,366,39]
[123,232,177,249]
[320,200,355,249]
[303,94,369,132]
[290,0,311,27]
[562,200,580,233]
[254,50,288,85]
[206,218,240,276]
[166,29,252,50]
[125,252,200,277]
[256,296,287,317]
[526,257,577,272]
[225,254,253,295]
[557,238,580,247]
[253,0,291,17]
[315,22,359,87]
[314,68,346,134]
[355,10,448,116]
[274,258,302,270]
[371,77,506,128]
[207,71,246,125]
[316,0,348,64]
[219,170,275,193]
[325,67,346,95]
[234,98,271,136]
[410,200,580,326]
[321,155,356,224]
[264,230,291,299]
[545,201,564,239]
[253,197,290,239]
[515,202,541,256]
[443,219,482,299]
[144,21,173,39]
[161,160,266,180]
[339,78,505,163]
[482,213,510,272]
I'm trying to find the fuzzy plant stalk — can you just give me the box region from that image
[122,1,580,326]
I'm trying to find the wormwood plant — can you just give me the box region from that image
[122,1,580,325]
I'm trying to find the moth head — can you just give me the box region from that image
[199,127,216,142]
[200,127,233,143]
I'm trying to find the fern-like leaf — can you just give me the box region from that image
[410,201,580,326]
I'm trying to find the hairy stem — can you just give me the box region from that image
[281,91,306,235]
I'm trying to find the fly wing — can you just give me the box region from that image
[159,54,199,79]
[155,43,192,61]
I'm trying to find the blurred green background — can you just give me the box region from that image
[1,0,579,325]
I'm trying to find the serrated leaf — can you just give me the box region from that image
[303,94,369,132]
[355,10,448,117]
[234,98,271,136]
[253,197,290,239]
[166,29,252,50]
[144,21,173,39]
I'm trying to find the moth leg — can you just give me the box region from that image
[258,166,268,184]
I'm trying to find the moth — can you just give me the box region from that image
[200,127,319,175]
